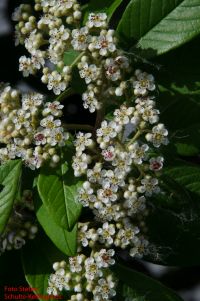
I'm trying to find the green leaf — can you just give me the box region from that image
[34,192,77,256]
[121,284,148,301]
[157,37,200,94]
[173,124,200,156]
[63,50,87,94]
[83,0,123,23]
[117,0,200,57]
[158,86,200,131]
[21,232,65,301]
[165,162,200,196]
[63,49,81,66]
[113,263,183,301]
[0,160,22,233]
[144,161,200,266]
[37,149,82,231]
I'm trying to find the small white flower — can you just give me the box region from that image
[97,182,118,205]
[82,90,100,113]
[133,69,155,96]
[74,132,93,155]
[41,0,56,8]
[79,63,100,84]
[135,96,156,107]
[93,30,117,56]
[43,101,63,117]
[146,124,169,147]
[47,71,67,95]
[94,278,116,300]
[97,222,115,245]
[0,147,16,163]
[78,224,91,247]
[49,25,70,45]
[87,163,103,183]
[94,249,115,268]
[138,176,160,196]
[71,27,91,51]
[19,56,35,77]
[55,0,74,11]
[138,105,160,124]
[94,204,123,222]
[25,154,43,170]
[25,30,39,53]
[130,237,149,258]
[114,105,134,125]
[104,58,121,81]
[85,257,102,280]
[40,115,61,130]
[97,120,122,146]
[78,182,96,207]
[149,156,164,171]
[102,146,116,161]
[115,55,130,69]
[22,93,44,113]
[31,50,45,70]
[13,109,31,130]
[128,142,149,164]
[72,153,92,177]
[47,128,69,146]
[112,152,133,177]
[69,255,85,273]
[34,131,46,145]
[86,13,107,28]
[123,196,146,216]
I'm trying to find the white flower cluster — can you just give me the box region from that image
[0,190,38,255]
[13,3,133,105]
[12,3,169,300]
[47,250,116,300]
[0,84,69,169]
[13,0,81,95]
[67,69,168,300]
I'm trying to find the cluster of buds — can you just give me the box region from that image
[13,0,81,95]
[13,2,133,103]
[0,190,38,254]
[0,83,69,169]
[47,250,116,300]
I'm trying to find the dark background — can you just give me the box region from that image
[0,1,200,300]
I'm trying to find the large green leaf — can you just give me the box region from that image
[113,263,183,301]
[117,0,200,57]
[117,0,182,41]
[144,161,200,266]
[34,193,77,256]
[158,86,200,131]
[0,160,22,233]
[37,150,82,231]
[21,232,66,301]
[165,162,200,196]
[157,36,200,94]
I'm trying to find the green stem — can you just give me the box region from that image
[56,87,75,102]
[127,130,143,147]
[71,51,85,68]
